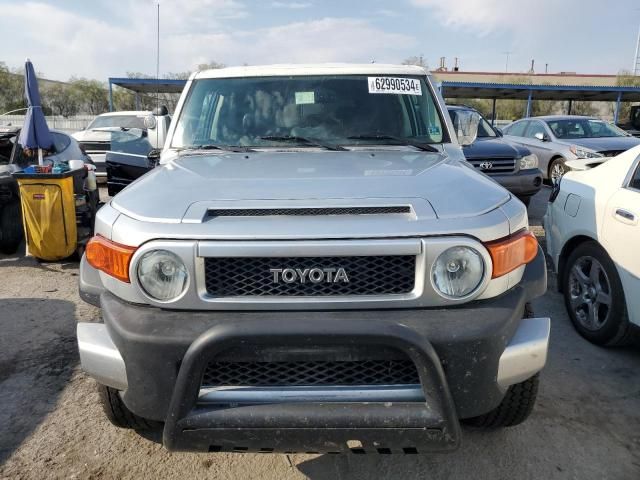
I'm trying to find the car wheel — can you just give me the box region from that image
[517,196,531,207]
[548,158,567,184]
[97,383,159,430]
[562,241,634,346]
[462,303,539,429]
[0,201,24,254]
[463,374,539,429]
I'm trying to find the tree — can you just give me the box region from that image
[196,61,225,71]
[45,83,78,117]
[69,78,109,115]
[402,55,428,69]
[0,62,25,114]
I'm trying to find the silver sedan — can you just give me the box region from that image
[501,115,640,183]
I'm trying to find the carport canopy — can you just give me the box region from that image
[108,77,187,111]
[440,81,640,123]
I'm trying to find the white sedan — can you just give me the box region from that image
[544,145,640,346]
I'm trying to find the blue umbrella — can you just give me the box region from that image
[18,59,53,164]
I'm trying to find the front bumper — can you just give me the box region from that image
[488,168,543,198]
[78,248,548,453]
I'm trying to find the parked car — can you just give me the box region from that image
[72,107,171,181]
[544,145,640,346]
[616,105,640,137]
[0,126,91,254]
[502,115,640,184]
[447,105,542,207]
[77,64,549,454]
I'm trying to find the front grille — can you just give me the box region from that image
[204,255,415,297]
[206,206,411,218]
[468,157,516,174]
[202,360,420,387]
[79,141,110,152]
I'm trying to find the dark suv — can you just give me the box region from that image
[448,105,542,206]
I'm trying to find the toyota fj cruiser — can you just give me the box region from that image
[78,64,549,454]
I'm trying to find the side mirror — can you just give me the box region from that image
[147,148,162,167]
[453,110,481,146]
[534,132,548,142]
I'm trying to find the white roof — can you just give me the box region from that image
[98,111,151,117]
[193,63,429,80]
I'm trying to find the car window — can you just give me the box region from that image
[448,109,496,138]
[629,161,640,191]
[525,121,546,139]
[546,119,626,139]
[505,121,528,137]
[88,115,148,130]
[51,132,71,153]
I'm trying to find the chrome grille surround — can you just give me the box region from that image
[123,236,519,310]
[468,157,517,174]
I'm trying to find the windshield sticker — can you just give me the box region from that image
[428,126,441,135]
[295,91,315,105]
[368,77,422,95]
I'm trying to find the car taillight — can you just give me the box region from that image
[86,235,137,283]
[485,230,538,278]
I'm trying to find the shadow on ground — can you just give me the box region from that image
[0,298,79,465]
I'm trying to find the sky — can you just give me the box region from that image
[1,0,639,81]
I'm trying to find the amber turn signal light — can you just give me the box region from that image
[86,235,137,283]
[485,230,538,279]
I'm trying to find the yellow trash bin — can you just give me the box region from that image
[13,170,81,261]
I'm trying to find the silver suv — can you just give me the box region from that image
[77,64,550,454]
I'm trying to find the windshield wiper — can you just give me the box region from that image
[259,135,347,151]
[182,144,256,153]
[346,134,439,152]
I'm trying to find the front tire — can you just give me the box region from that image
[0,201,24,254]
[97,384,157,430]
[517,196,531,207]
[463,374,539,429]
[548,157,567,185]
[463,303,539,429]
[562,241,633,346]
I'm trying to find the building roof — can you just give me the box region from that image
[108,77,187,94]
[440,81,640,102]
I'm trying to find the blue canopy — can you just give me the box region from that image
[18,59,53,151]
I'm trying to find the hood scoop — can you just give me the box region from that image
[205,206,412,220]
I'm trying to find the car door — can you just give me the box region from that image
[105,129,156,196]
[503,120,529,147]
[601,157,640,326]
[521,120,556,174]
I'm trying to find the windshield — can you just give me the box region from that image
[449,109,496,138]
[546,119,628,139]
[88,115,148,130]
[172,75,446,149]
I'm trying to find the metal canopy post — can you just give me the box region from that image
[108,79,114,112]
[525,90,533,117]
[614,92,622,124]
[135,93,140,110]
[567,100,573,115]
[491,98,497,126]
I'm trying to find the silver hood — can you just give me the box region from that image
[111,150,510,223]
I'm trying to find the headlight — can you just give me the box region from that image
[570,145,603,159]
[519,154,538,170]
[137,250,188,301]
[432,246,485,298]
